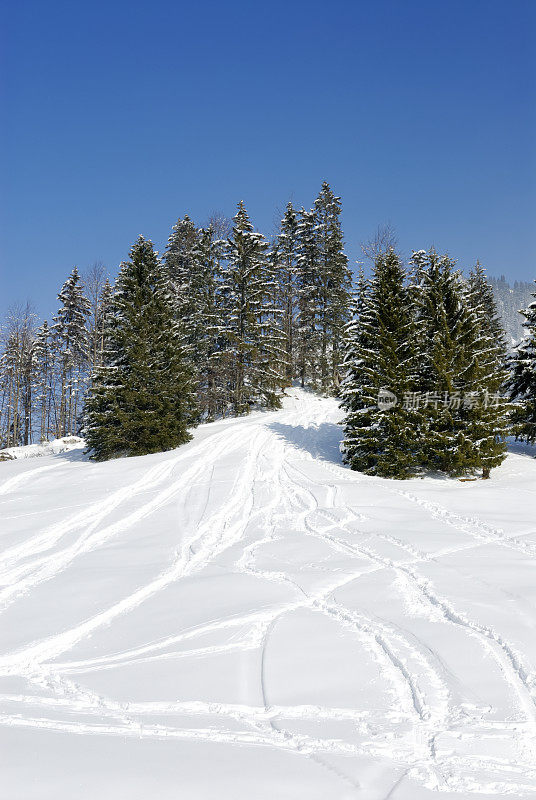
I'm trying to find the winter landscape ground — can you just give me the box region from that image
[1,388,536,799]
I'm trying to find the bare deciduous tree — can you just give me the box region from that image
[360,222,399,264]
[206,211,233,241]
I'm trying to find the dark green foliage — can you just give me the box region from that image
[314,182,352,393]
[465,262,510,474]
[272,202,299,383]
[296,183,352,393]
[508,281,536,444]
[341,251,421,478]
[342,250,509,479]
[84,236,195,460]
[164,217,224,420]
[411,250,507,476]
[219,201,285,415]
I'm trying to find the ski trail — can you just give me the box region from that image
[0,463,62,497]
[0,419,267,611]
[284,455,536,770]
[0,425,273,672]
[2,389,536,797]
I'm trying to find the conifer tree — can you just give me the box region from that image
[465,262,509,476]
[341,250,420,477]
[295,184,351,393]
[508,280,536,444]
[273,202,299,382]
[84,236,194,460]
[410,250,474,474]
[189,226,226,418]
[164,217,230,419]
[296,208,320,388]
[313,182,352,393]
[411,250,507,477]
[219,202,282,414]
[52,267,90,436]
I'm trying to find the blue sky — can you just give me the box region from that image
[2,0,535,320]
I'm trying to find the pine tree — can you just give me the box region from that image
[164,218,225,419]
[219,202,282,414]
[313,182,352,393]
[341,250,421,477]
[508,280,536,444]
[295,184,351,393]
[296,208,320,388]
[411,250,471,474]
[52,267,90,436]
[190,226,227,419]
[411,250,507,477]
[84,236,195,460]
[273,202,299,382]
[465,262,509,476]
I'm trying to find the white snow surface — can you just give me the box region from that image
[1,388,536,799]
[0,436,85,461]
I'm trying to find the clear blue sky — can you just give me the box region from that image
[2,0,535,320]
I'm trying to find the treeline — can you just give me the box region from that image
[0,182,352,453]
[0,266,112,449]
[2,182,535,476]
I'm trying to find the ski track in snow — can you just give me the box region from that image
[1,389,536,798]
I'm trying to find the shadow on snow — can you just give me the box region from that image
[268,421,344,466]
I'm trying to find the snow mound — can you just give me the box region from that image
[0,436,85,461]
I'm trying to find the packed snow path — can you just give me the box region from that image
[1,389,536,799]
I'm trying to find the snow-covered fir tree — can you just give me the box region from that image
[313,182,352,393]
[296,208,320,388]
[508,280,536,444]
[411,249,507,477]
[219,201,284,414]
[272,202,300,382]
[84,236,195,460]
[464,262,509,476]
[189,225,227,419]
[341,250,421,478]
[164,218,226,420]
[52,267,91,436]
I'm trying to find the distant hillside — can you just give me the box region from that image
[489,275,535,347]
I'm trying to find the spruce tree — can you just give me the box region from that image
[52,267,90,436]
[189,225,226,419]
[508,280,536,444]
[296,208,320,388]
[313,182,352,393]
[219,202,282,414]
[84,236,195,460]
[273,202,299,382]
[410,250,474,475]
[465,262,509,476]
[411,250,507,477]
[341,250,420,477]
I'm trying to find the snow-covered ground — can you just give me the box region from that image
[0,436,85,461]
[1,388,536,799]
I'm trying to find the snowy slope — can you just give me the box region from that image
[1,389,536,799]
